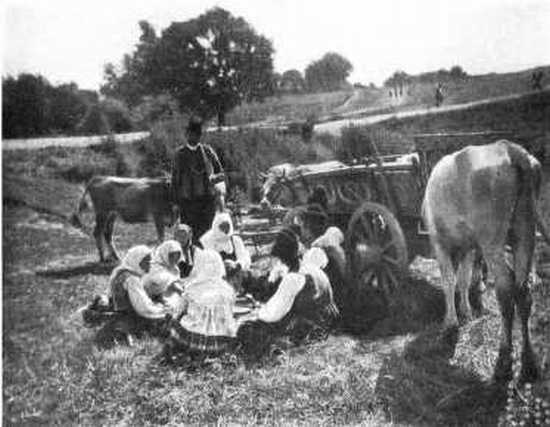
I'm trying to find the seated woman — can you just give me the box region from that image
[96,245,173,346]
[165,249,239,357]
[239,226,339,355]
[142,240,185,303]
[200,211,251,293]
[173,223,202,278]
[311,226,347,311]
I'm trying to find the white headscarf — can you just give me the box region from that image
[184,249,234,300]
[200,212,234,254]
[301,247,329,270]
[311,226,344,249]
[142,240,183,297]
[108,245,151,284]
[151,240,183,276]
[300,247,333,300]
[192,248,226,281]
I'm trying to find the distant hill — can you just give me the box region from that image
[227,65,550,126]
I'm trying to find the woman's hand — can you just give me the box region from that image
[239,308,260,323]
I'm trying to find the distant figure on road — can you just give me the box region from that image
[435,82,444,107]
[171,117,226,243]
[531,70,543,91]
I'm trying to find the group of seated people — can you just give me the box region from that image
[84,202,346,360]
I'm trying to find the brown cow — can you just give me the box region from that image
[71,176,176,262]
[423,140,550,383]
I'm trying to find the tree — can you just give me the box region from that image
[2,74,50,138]
[280,69,305,93]
[304,52,353,92]
[105,8,275,126]
[48,83,88,134]
[384,70,410,97]
[449,65,468,80]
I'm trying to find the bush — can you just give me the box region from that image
[337,125,414,161]
[136,117,330,199]
[53,138,130,183]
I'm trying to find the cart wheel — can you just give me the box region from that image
[346,202,408,303]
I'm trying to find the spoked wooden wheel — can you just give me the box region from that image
[346,202,408,303]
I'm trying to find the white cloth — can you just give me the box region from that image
[143,240,183,297]
[126,277,170,320]
[200,212,251,270]
[108,245,151,284]
[267,258,290,284]
[178,250,238,337]
[257,272,306,323]
[302,247,329,270]
[311,226,344,249]
[258,247,335,323]
[109,245,170,320]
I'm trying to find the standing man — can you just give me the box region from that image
[171,116,225,242]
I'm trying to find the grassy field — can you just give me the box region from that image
[226,90,353,125]
[3,190,550,425]
[3,75,550,425]
[225,66,550,127]
[3,148,550,426]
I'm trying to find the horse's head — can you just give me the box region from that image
[259,163,294,208]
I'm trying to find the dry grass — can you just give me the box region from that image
[227,90,353,125]
[4,190,550,425]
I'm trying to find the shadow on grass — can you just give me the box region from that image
[36,260,116,278]
[374,325,507,426]
[337,272,446,338]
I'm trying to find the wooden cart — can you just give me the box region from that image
[253,131,516,300]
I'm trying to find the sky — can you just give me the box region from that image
[3,0,550,90]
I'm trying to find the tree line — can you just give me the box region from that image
[383,66,468,97]
[2,74,135,139]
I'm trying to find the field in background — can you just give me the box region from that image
[226,66,550,127]
[226,90,353,125]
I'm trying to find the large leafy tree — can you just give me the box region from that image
[105,8,275,126]
[304,52,353,92]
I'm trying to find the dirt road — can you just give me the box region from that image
[2,131,150,151]
[315,88,549,136]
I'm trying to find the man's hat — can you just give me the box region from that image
[186,115,203,134]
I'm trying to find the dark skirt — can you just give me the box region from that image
[166,318,236,356]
